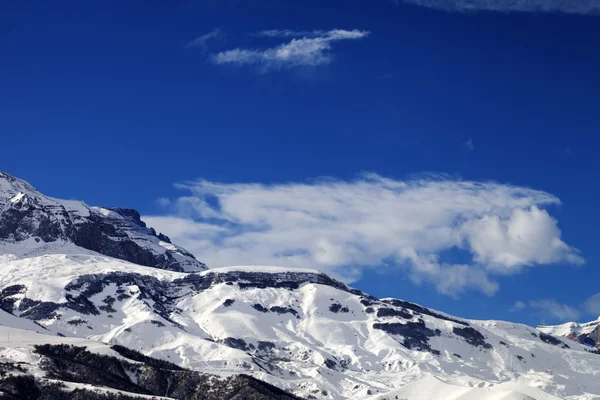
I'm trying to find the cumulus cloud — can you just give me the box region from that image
[399,0,600,15]
[212,29,369,71]
[584,293,600,316]
[461,206,583,272]
[529,299,582,321]
[144,174,583,297]
[186,28,223,51]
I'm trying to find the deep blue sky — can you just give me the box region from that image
[1,0,599,326]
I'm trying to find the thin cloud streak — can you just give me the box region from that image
[186,28,223,51]
[399,0,600,15]
[212,29,370,71]
[253,29,326,38]
[144,174,583,297]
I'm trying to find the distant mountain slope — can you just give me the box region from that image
[0,171,206,272]
[538,318,600,349]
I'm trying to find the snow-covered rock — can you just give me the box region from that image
[538,318,600,349]
[0,324,299,399]
[0,171,206,272]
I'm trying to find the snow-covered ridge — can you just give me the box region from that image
[0,171,206,272]
[1,247,599,399]
[538,318,600,348]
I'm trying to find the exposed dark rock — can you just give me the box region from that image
[223,299,235,307]
[539,332,564,346]
[18,299,61,320]
[257,341,276,352]
[222,337,251,351]
[452,327,492,349]
[67,319,88,326]
[360,298,377,307]
[0,285,27,313]
[324,359,338,370]
[270,306,298,316]
[373,320,441,353]
[329,303,349,313]
[253,304,269,313]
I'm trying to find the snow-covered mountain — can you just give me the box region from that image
[1,171,600,399]
[538,319,600,349]
[0,171,206,272]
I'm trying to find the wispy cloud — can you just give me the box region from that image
[529,299,582,322]
[510,300,526,312]
[584,293,600,316]
[398,0,600,15]
[143,174,583,297]
[253,29,326,38]
[212,29,369,71]
[463,138,475,151]
[186,28,223,52]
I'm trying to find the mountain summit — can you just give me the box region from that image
[0,171,206,272]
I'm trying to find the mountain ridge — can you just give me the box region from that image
[0,171,206,272]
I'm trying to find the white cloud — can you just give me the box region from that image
[529,299,581,321]
[583,293,600,316]
[399,0,600,14]
[461,206,583,273]
[212,29,369,71]
[144,174,583,297]
[186,28,223,51]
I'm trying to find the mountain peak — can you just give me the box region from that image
[538,318,600,349]
[0,171,206,272]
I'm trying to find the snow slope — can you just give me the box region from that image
[1,245,600,399]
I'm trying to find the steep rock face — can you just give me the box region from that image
[0,171,206,272]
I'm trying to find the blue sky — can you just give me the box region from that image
[1,0,599,327]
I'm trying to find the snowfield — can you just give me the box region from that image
[1,247,600,399]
